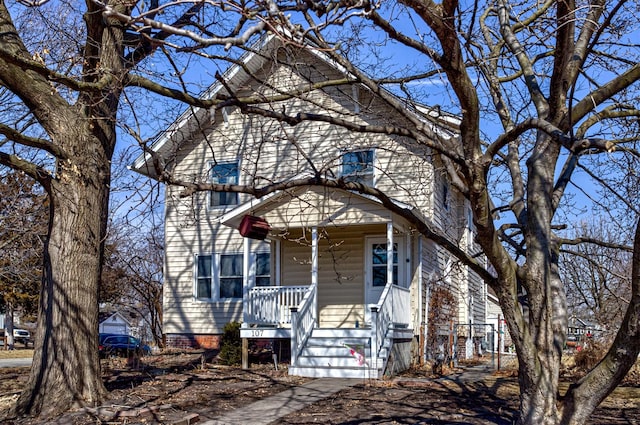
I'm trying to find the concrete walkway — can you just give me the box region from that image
[201,378,359,425]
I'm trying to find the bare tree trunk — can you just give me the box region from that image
[13,130,109,417]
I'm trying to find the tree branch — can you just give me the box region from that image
[0,123,67,160]
[0,152,52,192]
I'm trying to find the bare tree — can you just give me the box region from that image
[121,1,640,424]
[561,220,632,339]
[102,219,163,347]
[0,170,45,345]
[0,0,276,417]
[2,1,639,423]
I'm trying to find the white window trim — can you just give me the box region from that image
[208,159,241,210]
[194,251,271,302]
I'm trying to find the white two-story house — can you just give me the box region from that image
[133,33,489,378]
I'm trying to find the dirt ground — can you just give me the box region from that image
[0,351,639,424]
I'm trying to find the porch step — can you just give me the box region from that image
[289,329,389,379]
[307,328,372,338]
[288,365,380,379]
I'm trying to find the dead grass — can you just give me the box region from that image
[0,350,33,360]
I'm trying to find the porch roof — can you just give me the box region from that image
[218,186,416,234]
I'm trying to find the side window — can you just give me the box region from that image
[442,182,450,211]
[195,251,270,299]
[209,161,239,208]
[341,150,374,186]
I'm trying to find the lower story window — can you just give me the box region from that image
[195,251,270,300]
[220,254,243,298]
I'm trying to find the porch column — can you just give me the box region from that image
[242,237,251,327]
[387,222,394,285]
[312,226,318,325]
[311,227,318,286]
[242,236,251,370]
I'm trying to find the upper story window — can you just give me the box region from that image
[209,161,239,208]
[341,149,374,186]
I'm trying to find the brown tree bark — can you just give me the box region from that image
[0,1,124,417]
[15,129,111,416]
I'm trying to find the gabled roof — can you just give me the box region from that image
[131,32,460,177]
[131,34,278,177]
[98,311,132,326]
[218,184,423,234]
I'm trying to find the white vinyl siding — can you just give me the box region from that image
[158,39,479,338]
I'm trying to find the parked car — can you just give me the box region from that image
[13,329,31,346]
[99,334,150,357]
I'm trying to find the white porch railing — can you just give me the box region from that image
[290,282,318,366]
[247,286,309,325]
[370,283,411,362]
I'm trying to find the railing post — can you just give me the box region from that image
[290,306,299,366]
[370,305,379,363]
[311,227,318,325]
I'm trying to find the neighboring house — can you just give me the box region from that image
[133,34,489,378]
[566,316,600,347]
[98,311,131,336]
[486,291,511,353]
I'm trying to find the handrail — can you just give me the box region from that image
[370,283,411,363]
[247,286,308,325]
[290,282,317,366]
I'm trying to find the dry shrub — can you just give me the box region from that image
[573,341,606,372]
[622,360,640,386]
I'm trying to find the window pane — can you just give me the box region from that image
[220,254,243,298]
[341,150,373,185]
[220,278,242,298]
[197,255,212,277]
[256,276,271,287]
[220,254,242,276]
[370,243,398,286]
[211,162,238,184]
[256,252,271,287]
[196,255,212,298]
[197,279,212,298]
[256,253,270,276]
[372,265,399,286]
[372,266,387,286]
[210,162,239,207]
[372,244,387,264]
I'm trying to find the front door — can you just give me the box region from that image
[365,237,404,324]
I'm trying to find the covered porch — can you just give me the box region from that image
[221,188,418,377]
